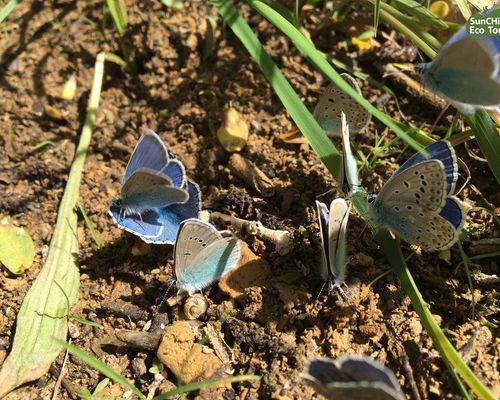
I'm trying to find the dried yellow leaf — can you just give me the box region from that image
[216,107,249,152]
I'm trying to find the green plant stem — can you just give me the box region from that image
[0,0,20,24]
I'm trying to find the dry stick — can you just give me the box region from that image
[379,63,447,109]
[51,339,71,400]
[211,211,293,256]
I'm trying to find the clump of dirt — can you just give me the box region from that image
[0,1,498,399]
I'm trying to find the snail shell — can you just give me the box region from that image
[184,293,208,320]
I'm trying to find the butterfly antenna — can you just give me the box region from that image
[316,188,336,198]
[314,280,328,302]
[429,104,450,135]
[157,279,176,311]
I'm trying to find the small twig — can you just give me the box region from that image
[51,339,71,400]
[211,212,293,255]
[115,330,162,351]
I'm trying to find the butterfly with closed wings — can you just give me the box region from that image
[302,355,405,400]
[173,218,241,295]
[367,140,466,251]
[316,198,351,295]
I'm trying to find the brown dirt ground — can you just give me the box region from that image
[0,1,499,399]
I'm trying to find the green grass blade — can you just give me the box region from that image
[105,0,128,34]
[390,0,448,29]
[373,0,381,32]
[466,110,500,185]
[0,52,105,397]
[152,375,260,400]
[210,0,341,180]
[61,341,146,400]
[249,0,425,154]
[78,201,102,247]
[0,0,20,24]
[454,0,472,19]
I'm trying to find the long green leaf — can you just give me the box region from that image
[210,0,341,180]
[249,0,424,153]
[105,0,128,34]
[153,375,261,399]
[0,52,105,397]
[466,110,500,185]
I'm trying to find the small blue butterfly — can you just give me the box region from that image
[367,141,466,251]
[173,218,241,295]
[313,73,371,137]
[419,11,500,114]
[109,130,200,244]
[316,198,351,294]
[302,355,405,400]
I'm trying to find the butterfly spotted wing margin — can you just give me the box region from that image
[173,219,241,295]
[302,355,405,400]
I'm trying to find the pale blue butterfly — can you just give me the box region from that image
[316,198,351,294]
[109,130,200,244]
[367,141,466,251]
[302,355,405,400]
[173,218,241,295]
[418,10,500,114]
[313,73,371,137]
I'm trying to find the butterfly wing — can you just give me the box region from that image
[439,196,466,230]
[391,141,457,195]
[302,356,405,400]
[161,159,186,188]
[110,181,201,244]
[108,207,165,241]
[313,73,370,137]
[374,160,448,213]
[123,130,171,185]
[121,168,189,210]
[341,112,360,196]
[423,35,500,106]
[174,219,241,294]
[369,160,461,250]
[174,219,224,287]
[152,181,202,244]
[315,201,331,282]
[328,198,350,285]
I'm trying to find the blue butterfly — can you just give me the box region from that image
[367,141,466,251]
[302,355,405,400]
[316,198,350,294]
[173,219,241,295]
[419,11,500,114]
[109,130,200,244]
